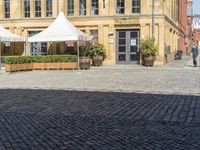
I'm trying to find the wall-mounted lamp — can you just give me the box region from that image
[21,27,25,31]
[108,31,114,36]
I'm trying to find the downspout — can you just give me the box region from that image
[0,41,1,70]
[77,41,80,69]
[57,0,59,15]
[152,0,155,38]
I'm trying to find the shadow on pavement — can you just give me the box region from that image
[0,89,199,150]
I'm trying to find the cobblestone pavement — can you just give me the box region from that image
[0,59,200,149]
[161,55,200,70]
[0,89,199,150]
[0,64,200,95]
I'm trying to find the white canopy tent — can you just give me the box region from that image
[0,25,25,69]
[0,26,25,42]
[28,11,93,68]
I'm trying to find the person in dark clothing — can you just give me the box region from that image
[192,46,198,67]
[191,45,199,67]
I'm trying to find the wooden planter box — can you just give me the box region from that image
[5,64,14,72]
[60,62,78,69]
[5,64,33,72]
[5,62,78,72]
[45,63,60,70]
[26,63,33,70]
[33,63,46,70]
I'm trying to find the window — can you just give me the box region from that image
[103,0,105,9]
[4,0,10,18]
[91,0,98,15]
[67,0,74,16]
[116,0,124,14]
[3,42,11,53]
[79,0,86,15]
[90,30,98,44]
[132,0,140,13]
[24,0,30,17]
[46,0,52,17]
[41,43,48,55]
[35,0,41,17]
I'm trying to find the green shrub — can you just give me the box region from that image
[4,56,32,64]
[89,44,106,57]
[140,37,158,56]
[4,55,77,64]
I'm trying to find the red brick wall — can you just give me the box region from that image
[178,0,187,55]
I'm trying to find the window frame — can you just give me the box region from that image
[79,0,86,16]
[132,0,140,13]
[24,0,30,18]
[35,0,41,17]
[116,0,124,14]
[46,0,52,17]
[67,0,74,16]
[4,0,10,18]
[90,29,98,44]
[91,0,99,15]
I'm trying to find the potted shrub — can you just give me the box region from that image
[79,41,91,69]
[89,44,106,66]
[140,37,158,66]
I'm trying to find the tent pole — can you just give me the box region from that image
[77,41,80,69]
[24,42,26,56]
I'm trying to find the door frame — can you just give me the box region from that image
[116,29,140,64]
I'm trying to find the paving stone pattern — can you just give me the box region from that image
[0,58,200,149]
[0,67,200,95]
[0,89,199,149]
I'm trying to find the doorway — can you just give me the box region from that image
[29,31,47,55]
[116,30,140,64]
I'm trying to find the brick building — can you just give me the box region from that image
[0,0,179,65]
[186,0,193,52]
[178,0,187,55]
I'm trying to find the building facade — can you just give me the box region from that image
[0,0,179,65]
[186,0,193,52]
[193,15,200,47]
[193,15,200,29]
[178,0,187,55]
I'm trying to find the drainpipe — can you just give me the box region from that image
[57,0,59,15]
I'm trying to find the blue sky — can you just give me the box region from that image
[193,0,200,14]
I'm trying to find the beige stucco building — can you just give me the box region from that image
[0,0,179,65]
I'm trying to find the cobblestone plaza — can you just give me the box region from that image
[0,56,200,149]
